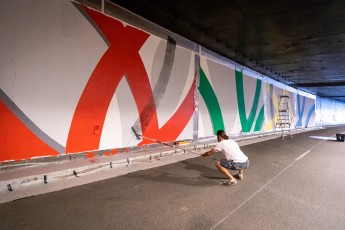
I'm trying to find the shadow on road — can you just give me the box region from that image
[124,159,226,187]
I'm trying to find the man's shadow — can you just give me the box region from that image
[181,158,227,180]
[124,157,227,187]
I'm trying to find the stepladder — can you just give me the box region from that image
[276,95,295,139]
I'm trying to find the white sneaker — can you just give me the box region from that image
[223,179,237,186]
[235,174,243,180]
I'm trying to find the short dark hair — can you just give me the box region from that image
[216,130,229,140]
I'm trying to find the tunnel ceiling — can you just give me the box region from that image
[109,0,345,102]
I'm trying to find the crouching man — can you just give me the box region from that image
[202,130,249,185]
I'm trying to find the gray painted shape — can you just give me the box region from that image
[154,40,192,127]
[132,37,176,134]
[193,54,200,142]
[152,37,176,109]
[115,78,142,146]
[0,89,65,153]
[268,84,275,119]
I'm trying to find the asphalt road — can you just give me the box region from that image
[1,126,345,230]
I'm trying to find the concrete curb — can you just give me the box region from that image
[0,126,324,204]
[0,143,213,203]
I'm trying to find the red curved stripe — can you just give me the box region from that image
[140,77,196,145]
[67,6,195,152]
[66,7,151,152]
[0,101,57,161]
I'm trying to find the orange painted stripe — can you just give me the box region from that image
[0,101,57,162]
[140,77,196,145]
[66,7,150,153]
[67,6,195,152]
[86,152,95,158]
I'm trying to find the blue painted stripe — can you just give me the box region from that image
[296,95,306,127]
[305,104,315,127]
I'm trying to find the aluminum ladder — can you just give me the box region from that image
[276,95,295,139]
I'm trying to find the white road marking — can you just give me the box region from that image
[210,136,333,230]
[295,150,311,161]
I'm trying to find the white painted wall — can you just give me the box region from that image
[0,0,107,146]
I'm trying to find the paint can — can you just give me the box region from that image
[336,133,345,142]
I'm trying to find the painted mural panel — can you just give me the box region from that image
[100,31,195,149]
[0,0,341,162]
[265,83,316,130]
[0,2,195,161]
[236,70,265,133]
[207,61,239,134]
[265,84,297,131]
[199,57,235,136]
[296,94,316,128]
[0,0,107,156]
[198,57,265,137]
[60,5,195,150]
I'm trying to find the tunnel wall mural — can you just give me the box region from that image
[1,0,342,162]
[265,83,316,130]
[198,57,265,137]
[265,84,297,131]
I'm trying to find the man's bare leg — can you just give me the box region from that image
[215,161,236,181]
[236,169,244,180]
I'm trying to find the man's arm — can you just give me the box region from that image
[202,148,218,158]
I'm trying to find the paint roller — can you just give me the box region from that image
[131,127,218,161]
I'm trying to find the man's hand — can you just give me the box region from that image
[202,148,217,158]
[202,153,209,158]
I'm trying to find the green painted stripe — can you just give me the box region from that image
[254,105,265,131]
[198,67,224,134]
[235,70,263,132]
